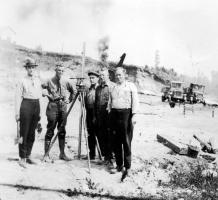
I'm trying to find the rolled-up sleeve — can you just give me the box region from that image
[130,83,139,114]
[15,80,23,116]
[67,80,77,102]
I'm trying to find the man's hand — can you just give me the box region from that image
[77,85,86,93]
[36,122,42,134]
[131,114,137,126]
[42,90,49,97]
[15,114,20,122]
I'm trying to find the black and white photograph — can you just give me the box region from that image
[0,0,217,199]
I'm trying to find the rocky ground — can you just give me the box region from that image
[0,83,218,199]
[0,63,218,199]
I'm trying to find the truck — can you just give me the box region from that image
[184,83,205,104]
[169,81,185,103]
[161,81,185,107]
[161,86,170,102]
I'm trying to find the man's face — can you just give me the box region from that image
[26,66,35,77]
[89,75,98,85]
[99,70,109,84]
[55,66,64,79]
[115,68,125,84]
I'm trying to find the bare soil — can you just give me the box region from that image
[0,70,217,200]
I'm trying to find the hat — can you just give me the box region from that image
[55,62,64,67]
[55,62,64,70]
[88,71,99,77]
[24,58,38,68]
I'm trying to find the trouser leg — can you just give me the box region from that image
[96,109,107,158]
[57,103,68,157]
[86,108,96,158]
[19,100,33,158]
[26,101,40,158]
[110,110,123,167]
[101,110,112,161]
[106,112,113,160]
[88,129,96,158]
[121,110,131,169]
[45,102,58,154]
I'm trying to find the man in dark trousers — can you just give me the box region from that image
[15,58,42,168]
[42,63,76,161]
[95,69,115,167]
[84,71,99,160]
[108,67,139,180]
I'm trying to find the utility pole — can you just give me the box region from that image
[155,50,160,68]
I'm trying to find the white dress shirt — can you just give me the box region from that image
[109,81,139,114]
[15,75,42,116]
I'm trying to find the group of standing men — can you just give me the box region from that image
[15,58,139,179]
[85,67,139,177]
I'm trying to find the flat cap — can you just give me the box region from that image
[24,58,38,68]
[88,71,99,77]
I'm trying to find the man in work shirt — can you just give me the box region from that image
[95,69,115,166]
[109,67,139,179]
[42,63,76,161]
[15,58,42,168]
[84,71,99,160]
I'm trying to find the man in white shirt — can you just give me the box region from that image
[108,67,139,180]
[15,58,42,168]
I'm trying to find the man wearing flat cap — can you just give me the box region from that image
[84,71,99,160]
[42,63,76,161]
[15,58,42,168]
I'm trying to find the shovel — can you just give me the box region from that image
[14,121,23,145]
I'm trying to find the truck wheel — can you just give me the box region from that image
[161,96,166,102]
[169,101,176,108]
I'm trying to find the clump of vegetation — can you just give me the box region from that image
[85,177,101,191]
[164,160,218,199]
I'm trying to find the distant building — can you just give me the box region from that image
[0,26,16,44]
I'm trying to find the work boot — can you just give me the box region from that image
[43,140,52,162]
[110,165,123,174]
[18,158,27,168]
[59,138,72,161]
[106,159,116,170]
[121,168,130,182]
[26,157,37,165]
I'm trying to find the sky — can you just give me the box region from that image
[0,0,218,78]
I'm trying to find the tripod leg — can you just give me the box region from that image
[42,133,58,161]
[81,93,91,174]
[78,93,82,159]
[95,136,102,160]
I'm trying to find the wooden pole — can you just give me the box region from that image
[82,42,86,78]
[183,103,186,116]
[212,107,215,118]
[78,93,82,159]
[78,43,86,158]
[81,93,91,174]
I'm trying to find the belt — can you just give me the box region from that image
[49,99,66,105]
[111,108,131,112]
[23,98,39,102]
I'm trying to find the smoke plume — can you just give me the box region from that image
[98,36,109,63]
